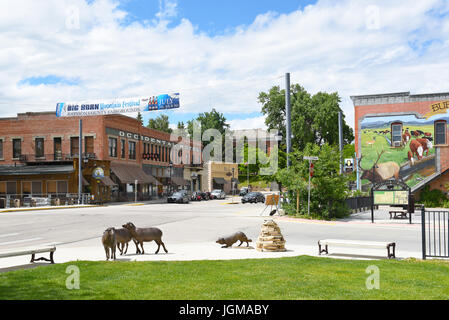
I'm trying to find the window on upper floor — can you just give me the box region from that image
[108,137,117,158]
[35,138,44,158]
[391,123,403,148]
[435,120,447,145]
[12,139,21,159]
[129,141,136,160]
[121,139,126,159]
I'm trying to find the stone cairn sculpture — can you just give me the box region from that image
[256,220,286,252]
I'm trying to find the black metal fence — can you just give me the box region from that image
[345,196,373,213]
[421,207,449,259]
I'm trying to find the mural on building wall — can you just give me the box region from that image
[360,113,440,188]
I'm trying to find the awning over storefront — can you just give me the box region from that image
[213,177,227,185]
[170,177,189,186]
[111,163,161,185]
[97,176,118,187]
[0,165,74,176]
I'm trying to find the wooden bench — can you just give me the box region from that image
[318,239,396,259]
[0,246,56,264]
[389,210,409,220]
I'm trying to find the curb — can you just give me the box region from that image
[0,205,101,213]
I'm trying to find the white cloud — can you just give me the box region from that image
[156,0,178,21]
[229,116,267,131]
[0,0,449,134]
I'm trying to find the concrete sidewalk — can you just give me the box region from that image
[0,237,422,272]
[0,198,169,213]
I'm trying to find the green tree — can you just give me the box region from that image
[259,85,354,154]
[276,143,350,219]
[136,112,143,125]
[187,108,230,154]
[187,108,229,137]
[147,114,173,134]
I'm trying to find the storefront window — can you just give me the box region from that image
[6,182,16,194]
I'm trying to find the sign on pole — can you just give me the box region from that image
[56,93,180,117]
[303,156,319,216]
[344,158,354,173]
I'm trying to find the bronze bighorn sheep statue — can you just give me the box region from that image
[114,227,141,255]
[102,227,117,261]
[122,222,168,255]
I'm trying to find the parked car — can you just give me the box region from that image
[191,192,202,201]
[241,192,265,204]
[211,189,226,199]
[239,187,250,196]
[167,192,190,204]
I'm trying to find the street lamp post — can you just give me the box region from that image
[275,132,283,196]
[232,167,235,204]
[169,162,173,196]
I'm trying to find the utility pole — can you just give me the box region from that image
[338,111,343,174]
[78,119,83,204]
[355,152,360,191]
[285,73,291,169]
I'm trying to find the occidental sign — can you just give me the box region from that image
[56,93,180,117]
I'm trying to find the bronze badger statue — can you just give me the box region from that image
[216,232,252,248]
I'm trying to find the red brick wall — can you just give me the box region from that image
[0,112,103,165]
[0,112,202,168]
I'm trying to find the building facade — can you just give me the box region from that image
[0,112,202,204]
[352,91,449,196]
[204,161,239,194]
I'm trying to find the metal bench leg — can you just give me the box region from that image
[30,252,55,263]
[318,242,328,255]
[387,244,396,259]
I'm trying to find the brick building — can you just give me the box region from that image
[0,112,202,204]
[352,91,449,196]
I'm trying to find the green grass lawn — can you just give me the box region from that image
[1,256,449,300]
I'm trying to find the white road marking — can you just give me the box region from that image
[0,233,20,238]
[0,238,42,246]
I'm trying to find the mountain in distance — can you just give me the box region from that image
[361,116,449,129]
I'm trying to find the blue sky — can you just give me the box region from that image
[118,0,317,127]
[119,0,316,35]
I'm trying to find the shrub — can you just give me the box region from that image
[419,185,447,208]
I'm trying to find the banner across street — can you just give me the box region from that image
[56,93,180,117]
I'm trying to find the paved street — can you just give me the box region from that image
[0,197,427,270]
